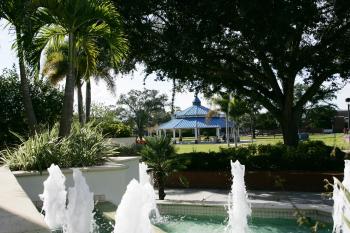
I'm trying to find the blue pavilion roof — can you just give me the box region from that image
[175,105,211,118]
[158,96,234,130]
[158,117,233,129]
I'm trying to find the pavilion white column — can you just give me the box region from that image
[163,129,166,137]
[179,129,182,138]
[173,129,176,139]
[194,128,198,141]
[198,128,201,142]
[216,128,220,137]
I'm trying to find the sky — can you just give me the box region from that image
[1,20,349,111]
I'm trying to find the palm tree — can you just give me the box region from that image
[42,43,86,124]
[140,136,186,200]
[0,0,37,134]
[207,93,248,146]
[42,39,120,125]
[29,0,127,137]
[85,39,119,122]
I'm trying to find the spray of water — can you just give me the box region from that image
[64,169,95,233]
[39,164,67,230]
[114,179,154,233]
[333,160,350,233]
[40,165,95,233]
[114,163,161,233]
[225,160,251,233]
[139,162,161,221]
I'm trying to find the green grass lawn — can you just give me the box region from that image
[174,133,350,154]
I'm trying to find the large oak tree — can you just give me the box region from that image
[116,0,350,146]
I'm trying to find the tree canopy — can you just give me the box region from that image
[116,89,168,137]
[116,0,350,146]
[0,68,63,148]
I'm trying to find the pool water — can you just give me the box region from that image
[156,215,332,233]
[51,211,332,233]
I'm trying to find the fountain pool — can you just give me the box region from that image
[155,215,332,233]
[91,213,332,233]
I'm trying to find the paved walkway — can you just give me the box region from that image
[0,166,49,233]
[160,189,333,212]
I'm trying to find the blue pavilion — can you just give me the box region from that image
[157,96,234,143]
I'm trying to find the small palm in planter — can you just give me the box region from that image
[140,136,186,200]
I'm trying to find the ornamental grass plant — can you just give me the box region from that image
[1,122,117,172]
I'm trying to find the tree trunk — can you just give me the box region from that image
[77,78,85,125]
[251,115,256,139]
[157,175,166,200]
[138,128,144,138]
[280,107,300,147]
[171,77,176,114]
[59,32,76,137]
[85,79,91,122]
[16,30,37,135]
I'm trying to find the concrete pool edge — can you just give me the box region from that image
[157,200,333,223]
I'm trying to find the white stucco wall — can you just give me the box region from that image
[108,156,140,185]
[13,157,140,206]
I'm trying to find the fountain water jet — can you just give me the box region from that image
[139,162,161,222]
[114,163,161,233]
[225,160,251,233]
[333,160,350,233]
[114,179,154,233]
[40,164,67,230]
[40,165,95,233]
[64,169,95,233]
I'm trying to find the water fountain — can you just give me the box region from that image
[225,160,251,233]
[114,162,161,233]
[64,169,95,233]
[40,164,67,230]
[333,160,350,233]
[139,162,161,221]
[40,165,95,233]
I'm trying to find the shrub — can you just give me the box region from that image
[116,143,144,157]
[58,123,116,167]
[90,104,132,138]
[1,122,117,172]
[99,121,132,138]
[0,130,60,172]
[180,141,346,172]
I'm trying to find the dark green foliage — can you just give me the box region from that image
[301,105,338,130]
[117,89,169,137]
[115,0,350,146]
[255,112,280,132]
[181,141,345,172]
[141,136,187,199]
[1,122,116,172]
[99,122,132,138]
[0,68,63,148]
[117,144,144,157]
[90,104,132,138]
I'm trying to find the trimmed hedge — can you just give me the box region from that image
[181,141,346,172]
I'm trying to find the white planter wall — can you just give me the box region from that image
[13,157,140,206]
[108,157,140,185]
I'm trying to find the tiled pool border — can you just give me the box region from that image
[157,201,333,223]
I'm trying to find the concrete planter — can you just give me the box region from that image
[13,157,139,206]
[166,170,343,192]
